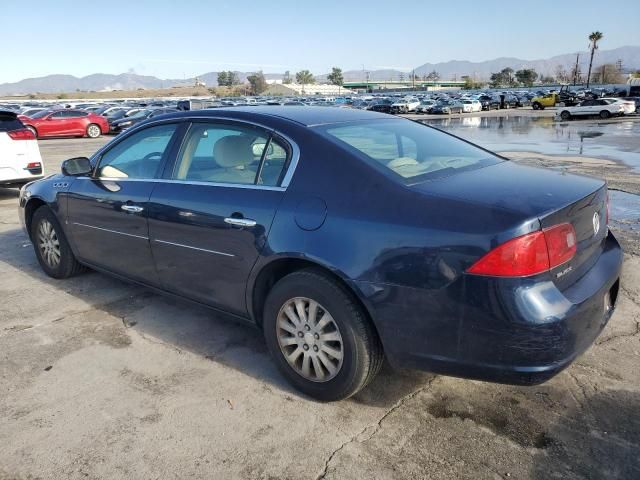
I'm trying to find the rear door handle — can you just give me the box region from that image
[121,205,144,213]
[224,217,256,227]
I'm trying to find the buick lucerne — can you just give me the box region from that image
[19,107,623,401]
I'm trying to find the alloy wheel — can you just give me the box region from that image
[37,219,61,268]
[87,125,101,138]
[276,297,344,382]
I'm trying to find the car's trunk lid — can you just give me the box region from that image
[412,161,607,288]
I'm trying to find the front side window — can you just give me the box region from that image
[320,119,502,183]
[173,123,289,187]
[97,123,178,179]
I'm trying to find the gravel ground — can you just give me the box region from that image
[0,125,638,480]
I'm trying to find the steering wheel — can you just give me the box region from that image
[142,152,163,162]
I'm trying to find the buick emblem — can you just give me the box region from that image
[593,212,600,236]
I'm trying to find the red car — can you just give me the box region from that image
[20,110,109,139]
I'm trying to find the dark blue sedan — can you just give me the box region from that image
[19,107,623,401]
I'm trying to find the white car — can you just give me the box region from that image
[415,100,437,114]
[461,100,482,113]
[556,99,624,120]
[602,97,636,115]
[0,111,44,187]
[391,97,421,113]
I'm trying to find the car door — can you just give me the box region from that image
[147,119,294,316]
[66,122,183,285]
[66,110,88,135]
[39,111,67,136]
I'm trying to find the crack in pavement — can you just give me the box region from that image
[315,377,436,480]
[596,320,640,346]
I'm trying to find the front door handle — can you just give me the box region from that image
[121,205,144,213]
[224,217,256,227]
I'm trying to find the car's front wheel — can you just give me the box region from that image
[31,206,85,279]
[263,269,383,401]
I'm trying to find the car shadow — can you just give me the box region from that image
[0,226,431,406]
[531,389,640,479]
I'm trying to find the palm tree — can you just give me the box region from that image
[586,31,603,88]
[295,70,315,94]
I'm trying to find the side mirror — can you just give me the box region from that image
[61,157,92,176]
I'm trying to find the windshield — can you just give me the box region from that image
[319,120,502,183]
[128,109,151,119]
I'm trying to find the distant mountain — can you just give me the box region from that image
[414,46,640,80]
[1,46,638,95]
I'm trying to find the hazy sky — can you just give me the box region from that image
[3,0,639,83]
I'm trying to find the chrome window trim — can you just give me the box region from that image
[76,176,286,192]
[72,222,148,240]
[153,239,234,257]
[88,115,301,190]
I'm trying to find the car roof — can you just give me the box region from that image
[160,106,394,127]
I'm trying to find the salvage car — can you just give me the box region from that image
[557,99,625,120]
[0,110,44,186]
[19,107,623,401]
[21,109,108,139]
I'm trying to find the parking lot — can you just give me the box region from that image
[1,117,639,480]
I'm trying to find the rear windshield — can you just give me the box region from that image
[319,119,502,183]
[0,112,24,132]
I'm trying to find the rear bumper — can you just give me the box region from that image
[355,230,624,385]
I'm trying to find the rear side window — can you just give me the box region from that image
[0,113,24,132]
[173,122,289,187]
[320,119,502,183]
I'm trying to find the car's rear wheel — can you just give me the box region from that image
[263,269,383,401]
[599,110,611,119]
[560,110,571,120]
[31,206,85,279]
[25,125,37,138]
[86,124,102,138]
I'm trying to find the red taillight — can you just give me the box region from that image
[543,223,576,269]
[26,162,41,169]
[467,223,576,277]
[7,128,35,140]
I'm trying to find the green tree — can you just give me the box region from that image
[586,31,604,88]
[282,71,292,84]
[515,68,538,86]
[327,67,344,87]
[295,70,315,93]
[217,71,228,87]
[247,71,268,95]
[228,71,240,86]
[426,70,440,81]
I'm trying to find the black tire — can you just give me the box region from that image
[86,123,102,138]
[25,125,37,138]
[263,269,384,401]
[599,110,611,119]
[560,110,571,120]
[31,206,85,279]
[532,102,540,110]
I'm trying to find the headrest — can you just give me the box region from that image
[213,135,254,168]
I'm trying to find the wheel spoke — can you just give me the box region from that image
[287,346,303,364]
[321,344,343,361]
[283,305,300,325]
[301,353,311,378]
[294,299,307,324]
[279,336,298,347]
[307,300,319,326]
[311,356,325,381]
[316,312,333,331]
[278,318,297,335]
[317,351,337,376]
[320,331,341,343]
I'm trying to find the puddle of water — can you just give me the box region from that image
[423,116,640,172]
[609,190,640,232]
